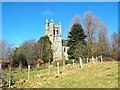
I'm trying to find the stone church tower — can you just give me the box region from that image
[45,19,63,61]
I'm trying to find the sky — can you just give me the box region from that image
[2,2,118,47]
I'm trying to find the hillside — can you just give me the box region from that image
[12,61,119,88]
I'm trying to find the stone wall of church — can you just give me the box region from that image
[62,46,69,60]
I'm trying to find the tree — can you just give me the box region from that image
[67,23,86,61]
[12,40,36,67]
[0,40,15,88]
[37,35,53,63]
[83,11,98,57]
[22,40,36,65]
[110,32,118,60]
[0,40,14,60]
[97,20,110,56]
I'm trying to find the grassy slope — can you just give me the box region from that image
[12,61,119,88]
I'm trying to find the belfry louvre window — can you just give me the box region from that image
[54,30,55,35]
[57,30,59,35]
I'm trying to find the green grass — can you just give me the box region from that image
[44,61,118,88]
[13,64,71,81]
[12,61,119,88]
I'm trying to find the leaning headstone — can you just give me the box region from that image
[57,62,60,75]
[79,57,83,69]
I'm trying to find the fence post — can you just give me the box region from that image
[101,55,103,62]
[72,59,75,67]
[28,65,30,79]
[57,62,60,75]
[87,57,88,63]
[0,62,2,88]
[96,57,98,62]
[92,56,94,62]
[9,64,12,88]
[63,60,65,70]
[79,57,83,69]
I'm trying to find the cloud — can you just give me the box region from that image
[42,10,53,15]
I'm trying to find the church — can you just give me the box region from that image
[45,19,69,61]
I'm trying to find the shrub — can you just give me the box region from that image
[52,59,65,67]
[104,57,115,61]
[36,64,47,70]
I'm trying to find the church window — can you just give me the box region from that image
[54,30,55,35]
[57,30,59,35]
[64,47,66,52]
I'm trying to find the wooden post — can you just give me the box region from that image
[63,60,65,70]
[28,65,30,79]
[0,62,2,88]
[79,57,83,69]
[92,56,94,62]
[101,55,103,62]
[72,59,75,67]
[9,65,12,88]
[57,62,60,75]
[96,57,98,62]
[89,58,91,63]
[87,57,88,63]
[46,63,48,66]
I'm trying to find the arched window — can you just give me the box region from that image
[54,30,55,35]
[57,30,59,35]
[64,47,66,52]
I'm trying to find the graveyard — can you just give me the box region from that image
[1,57,119,88]
[10,60,119,88]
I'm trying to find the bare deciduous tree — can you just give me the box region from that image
[1,40,14,60]
[97,19,110,56]
[110,32,118,60]
[68,15,81,33]
[83,11,98,57]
